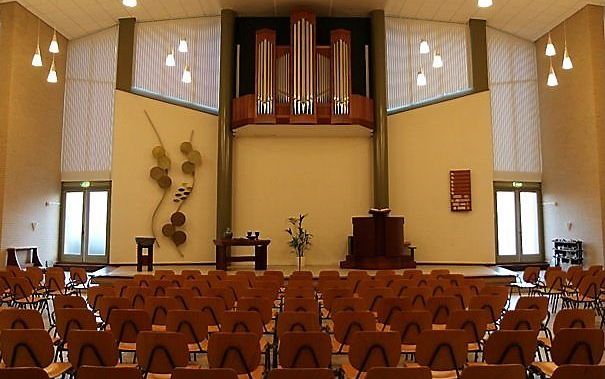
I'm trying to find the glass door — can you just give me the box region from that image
[59,181,111,263]
[494,182,544,263]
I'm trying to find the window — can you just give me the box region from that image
[133,17,221,112]
[487,28,542,181]
[386,18,471,112]
[59,182,111,263]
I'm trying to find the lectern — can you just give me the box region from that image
[340,209,416,269]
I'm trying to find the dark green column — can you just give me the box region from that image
[370,10,389,209]
[216,9,236,239]
[468,19,489,92]
[116,18,136,92]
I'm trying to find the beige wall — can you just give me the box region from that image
[388,91,496,264]
[111,91,218,263]
[0,2,67,266]
[537,5,605,266]
[233,135,372,266]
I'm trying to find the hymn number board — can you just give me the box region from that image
[450,170,472,212]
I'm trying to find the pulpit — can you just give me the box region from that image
[340,209,416,269]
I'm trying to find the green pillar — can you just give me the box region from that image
[468,19,489,92]
[116,18,136,92]
[370,10,389,209]
[216,9,236,239]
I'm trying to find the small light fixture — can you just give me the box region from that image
[49,30,59,54]
[562,23,573,70]
[419,40,430,54]
[478,0,493,8]
[545,33,556,57]
[32,45,43,67]
[47,56,57,83]
[182,63,192,83]
[416,68,427,86]
[165,50,176,67]
[80,181,91,188]
[432,52,443,68]
[178,39,188,53]
[122,0,137,7]
[547,59,558,87]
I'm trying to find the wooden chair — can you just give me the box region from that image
[0,368,50,379]
[133,274,154,287]
[534,270,566,312]
[278,331,331,368]
[108,309,152,357]
[267,368,334,379]
[332,311,376,354]
[389,310,432,356]
[206,287,237,310]
[221,310,271,362]
[401,287,431,310]
[443,286,472,309]
[341,331,401,379]
[183,280,210,297]
[387,279,415,297]
[322,288,354,318]
[189,297,226,332]
[508,266,541,296]
[275,311,321,341]
[67,330,119,372]
[123,286,152,309]
[429,269,450,279]
[482,330,538,368]
[145,296,180,330]
[366,367,432,379]
[166,310,209,354]
[53,294,87,310]
[283,298,320,315]
[426,296,462,327]
[69,267,90,292]
[539,308,596,354]
[238,297,275,333]
[469,295,507,331]
[180,270,203,280]
[459,365,526,379]
[358,287,394,312]
[376,296,412,330]
[499,310,542,331]
[550,364,605,379]
[402,270,424,280]
[0,308,44,330]
[54,308,97,359]
[427,279,450,296]
[446,310,488,356]
[153,270,175,280]
[97,296,129,327]
[7,277,51,319]
[207,332,264,378]
[415,329,467,379]
[148,279,176,296]
[136,331,197,377]
[86,286,116,312]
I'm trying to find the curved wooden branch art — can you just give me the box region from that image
[145,111,202,256]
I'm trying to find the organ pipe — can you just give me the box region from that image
[330,29,351,116]
[255,30,275,116]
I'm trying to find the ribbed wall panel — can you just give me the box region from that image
[386,18,470,111]
[62,26,117,180]
[487,27,542,180]
[133,17,220,112]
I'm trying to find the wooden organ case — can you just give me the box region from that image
[232,11,374,129]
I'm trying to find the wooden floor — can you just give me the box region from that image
[92,264,517,285]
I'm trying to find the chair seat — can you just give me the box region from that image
[330,335,349,353]
[209,325,220,333]
[467,342,481,352]
[152,324,166,332]
[537,335,552,348]
[432,324,446,330]
[45,362,72,378]
[406,363,459,379]
[188,340,208,353]
[145,364,201,379]
[118,342,137,352]
[342,362,368,379]
[401,344,416,354]
[532,361,557,377]
[236,365,264,379]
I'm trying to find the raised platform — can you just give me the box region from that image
[91,264,517,286]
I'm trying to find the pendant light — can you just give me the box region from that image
[178,39,188,53]
[32,20,43,67]
[165,50,176,67]
[416,68,427,86]
[49,29,59,54]
[122,0,137,7]
[432,52,443,68]
[547,59,558,87]
[545,33,556,57]
[182,64,192,83]
[419,40,430,54]
[478,0,493,7]
[562,23,573,70]
[47,56,57,83]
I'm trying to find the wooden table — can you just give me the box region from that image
[214,238,271,271]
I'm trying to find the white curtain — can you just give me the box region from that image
[133,17,220,112]
[487,27,542,181]
[62,26,117,181]
[386,18,471,112]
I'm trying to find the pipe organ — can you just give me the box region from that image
[232,10,373,129]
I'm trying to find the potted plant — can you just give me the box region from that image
[285,214,313,271]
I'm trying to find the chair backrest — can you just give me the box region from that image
[359,287,395,312]
[469,295,507,325]
[145,296,180,326]
[108,309,152,343]
[217,279,249,301]
[366,367,432,379]
[479,285,509,298]
[415,330,467,372]
[333,311,377,349]
[483,330,538,367]
[290,271,314,280]
[426,296,463,325]
[331,297,365,314]
[136,331,189,374]
[180,270,202,280]
[544,270,566,291]
[24,267,43,288]
[67,330,119,369]
[55,308,97,343]
[401,286,431,310]
[207,332,261,375]
[0,368,50,379]
[148,279,176,296]
[0,329,54,368]
[443,287,472,309]
[576,277,600,300]
[183,279,210,297]
[54,294,88,309]
[221,311,263,340]
[427,279,451,296]
[459,364,526,379]
[172,368,239,379]
[389,310,432,345]
[263,270,285,286]
[429,269,450,279]
[8,277,35,300]
[237,297,273,324]
[356,279,388,294]
[284,287,315,299]
[87,286,116,311]
[70,268,89,286]
[521,267,541,284]
[515,296,549,321]
[446,310,489,344]
[123,286,152,309]
[133,274,154,287]
[348,331,401,373]
[190,297,226,327]
[318,270,341,281]
[206,287,236,309]
[276,312,321,340]
[551,328,604,366]
[553,309,595,334]
[284,298,319,315]
[322,288,354,311]
[402,269,424,280]
[464,279,486,296]
[166,310,209,345]
[387,279,414,297]
[550,364,605,379]
[208,270,227,280]
[0,308,44,330]
[153,270,175,280]
[279,331,331,368]
[500,310,542,331]
[76,367,143,379]
[442,274,466,287]
[45,269,66,293]
[266,368,334,379]
[376,297,412,326]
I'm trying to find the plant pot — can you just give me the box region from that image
[296,256,306,270]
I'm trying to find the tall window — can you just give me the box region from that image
[133,17,221,112]
[62,27,117,181]
[487,28,542,181]
[386,18,471,112]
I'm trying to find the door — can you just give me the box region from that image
[59,181,111,263]
[494,182,544,263]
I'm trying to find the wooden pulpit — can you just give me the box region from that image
[340,209,416,269]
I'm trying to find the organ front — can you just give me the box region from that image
[232,10,374,130]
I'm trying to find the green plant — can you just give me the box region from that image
[285,213,312,258]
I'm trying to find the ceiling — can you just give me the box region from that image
[2,0,604,41]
